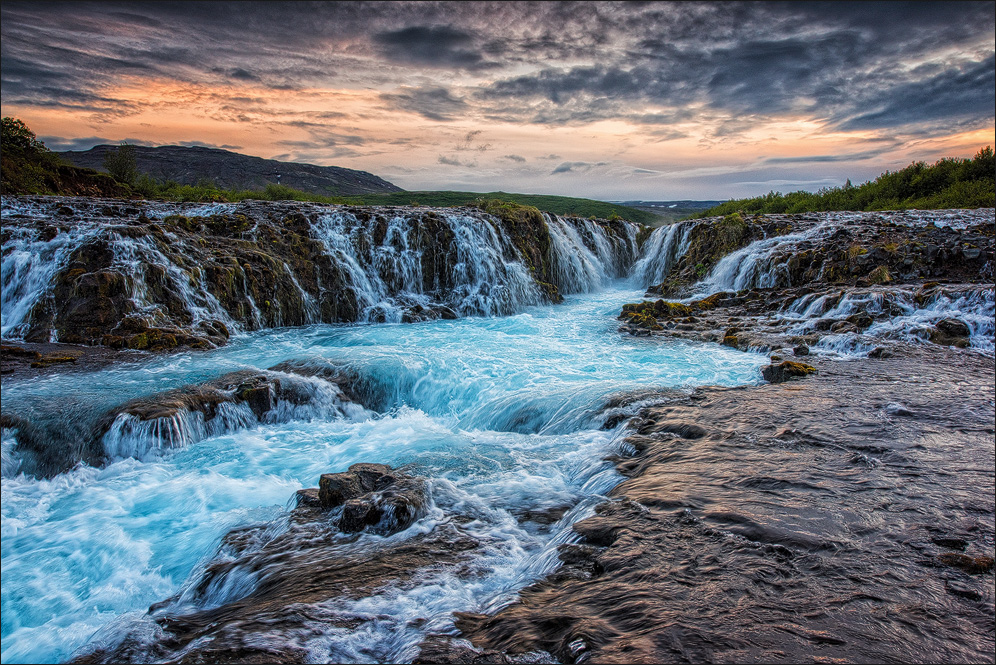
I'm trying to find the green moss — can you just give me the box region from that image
[868,265,892,284]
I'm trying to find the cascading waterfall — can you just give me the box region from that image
[629,219,695,286]
[690,221,834,296]
[777,286,996,355]
[0,197,640,339]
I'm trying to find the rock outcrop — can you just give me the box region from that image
[3,196,639,351]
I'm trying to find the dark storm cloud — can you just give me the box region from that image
[762,147,896,165]
[836,55,996,131]
[2,1,993,139]
[380,87,468,122]
[372,25,498,69]
[438,155,476,167]
[177,140,244,150]
[551,161,608,174]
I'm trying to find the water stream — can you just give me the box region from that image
[0,285,767,663]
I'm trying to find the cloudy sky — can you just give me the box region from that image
[2,1,993,200]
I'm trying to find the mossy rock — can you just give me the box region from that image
[762,360,817,383]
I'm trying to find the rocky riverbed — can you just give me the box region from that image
[2,200,994,664]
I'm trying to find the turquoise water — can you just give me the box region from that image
[1,284,767,663]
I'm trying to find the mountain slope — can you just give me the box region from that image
[58,145,403,196]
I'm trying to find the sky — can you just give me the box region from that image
[1,1,994,201]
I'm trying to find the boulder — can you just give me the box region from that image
[762,360,817,384]
[930,318,971,348]
[319,463,430,535]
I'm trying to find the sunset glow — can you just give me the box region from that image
[2,1,993,199]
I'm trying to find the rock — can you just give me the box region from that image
[793,344,810,356]
[868,346,893,359]
[885,402,912,416]
[930,318,971,348]
[946,580,982,601]
[319,463,430,535]
[762,360,817,383]
[938,552,995,574]
[830,321,859,334]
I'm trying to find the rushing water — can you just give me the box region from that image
[3,203,992,663]
[0,285,767,664]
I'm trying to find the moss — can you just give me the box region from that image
[690,293,723,310]
[780,360,816,375]
[868,265,892,284]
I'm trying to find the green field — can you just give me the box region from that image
[350,190,657,224]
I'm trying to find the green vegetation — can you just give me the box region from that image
[350,190,656,224]
[692,147,995,218]
[1,117,128,196]
[102,144,139,184]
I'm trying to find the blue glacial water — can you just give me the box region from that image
[0,284,767,663]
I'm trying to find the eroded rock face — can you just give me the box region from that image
[645,210,994,297]
[2,362,359,478]
[3,197,640,352]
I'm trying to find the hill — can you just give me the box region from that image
[352,190,658,225]
[58,145,403,196]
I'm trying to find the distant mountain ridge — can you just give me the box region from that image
[58,145,404,196]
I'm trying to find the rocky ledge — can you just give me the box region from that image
[71,464,479,665]
[2,196,636,354]
[446,345,995,663]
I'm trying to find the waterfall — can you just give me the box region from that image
[630,220,695,286]
[690,222,834,296]
[1,197,640,342]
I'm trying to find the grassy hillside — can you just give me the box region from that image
[351,190,657,224]
[692,147,995,218]
[1,117,129,197]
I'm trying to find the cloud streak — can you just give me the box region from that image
[2,1,991,199]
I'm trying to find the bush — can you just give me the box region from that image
[103,144,138,184]
[692,146,995,217]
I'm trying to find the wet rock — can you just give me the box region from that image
[946,580,983,601]
[320,463,429,535]
[885,402,913,417]
[938,552,995,574]
[930,536,968,550]
[762,360,817,383]
[793,344,810,356]
[930,318,971,348]
[868,346,894,359]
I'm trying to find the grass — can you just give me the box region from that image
[690,146,995,218]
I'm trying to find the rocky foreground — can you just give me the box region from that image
[3,202,994,663]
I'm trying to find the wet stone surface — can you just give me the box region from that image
[454,346,996,664]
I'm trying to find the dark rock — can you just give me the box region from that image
[868,346,894,359]
[946,580,982,601]
[938,552,995,574]
[930,318,971,348]
[319,463,429,535]
[930,536,968,550]
[793,344,810,356]
[762,360,817,383]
